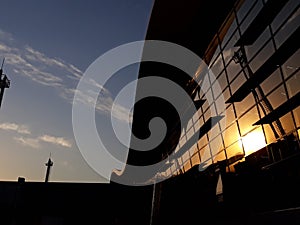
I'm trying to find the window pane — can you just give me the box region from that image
[225,141,244,159]
[235,94,255,117]
[293,106,300,128]
[238,107,259,136]
[249,40,275,72]
[239,0,263,33]
[282,49,300,79]
[246,26,271,60]
[286,72,300,97]
[280,113,296,135]
[271,0,300,32]
[267,85,287,109]
[261,69,282,95]
[226,60,241,83]
[224,124,240,147]
[230,73,247,94]
[274,8,300,47]
[225,105,237,128]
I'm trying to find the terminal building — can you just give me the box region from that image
[0,0,299,224]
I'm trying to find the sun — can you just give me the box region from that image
[240,130,266,156]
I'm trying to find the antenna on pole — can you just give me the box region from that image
[0,58,10,108]
[1,58,5,71]
[45,153,54,183]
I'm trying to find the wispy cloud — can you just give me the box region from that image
[39,135,72,148]
[14,136,40,149]
[0,29,133,123]
[14,134,72,149]
[0,122,31,134]
[0,33,82,87]
[0,121,71,149]
[70,88,133,123]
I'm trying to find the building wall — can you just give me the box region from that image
[161,0,300,177]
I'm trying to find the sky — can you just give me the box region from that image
[0,0,154,182]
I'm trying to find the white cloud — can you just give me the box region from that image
[0,29,132,124]
[0,29,83,88]
[14,137,40,149]
[0,122,31,134]
[14,134,72,149]
[0,121,72,149]
[70,88,132,123]
[0,30,14,42]
[39,135,72,148]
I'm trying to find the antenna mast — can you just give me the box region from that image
[45,154,54,183]
[0,58,10,108]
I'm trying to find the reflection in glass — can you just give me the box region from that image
[238,107,259,136]
[240,128,266,156]
[286,73,300,97]
[261,69,282,95]
[249,41,275,72]
[267,84,287,109]
[226,141,243,159]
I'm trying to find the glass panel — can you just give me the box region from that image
[221,17,238,49]
[191,152,200,167]
[226,60,241,83]
[249,40,275,72]
[261,69,282,95]
[238,107,260,136]
[293,106,300,127]
[217,72,228,91]
[223,124,240,147]
[245,26,271,60]
[203,108,211,122]
[280,112,296,135]
[197,135,208,150]
[209,123,222,141]
[193,115,202,132]
[222,44,239,66]
[274,7,300,47]
[282,50,300,79]
[214,150,226,162]
[200,145,213,163]
[239,0,263,33]
[230,73,247,94]
[264,124,277,144]
[235,94,255,117]
[271,0,300,32]
[237,0,259,26]
[209,46,221,68]
[267,85,287,109]
[286,72,300,98]
[225,141,244,159]
[240,127,266,156]
[186,126,195,140]
[225,105,237,128]
[223,87,231,103]
[210,134,224,157]
[210,54,224,76]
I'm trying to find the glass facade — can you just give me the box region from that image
[162,0,300,177]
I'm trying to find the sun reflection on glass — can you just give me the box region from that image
[239,130,266,156]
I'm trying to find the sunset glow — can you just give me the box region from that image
[240,130,266,156]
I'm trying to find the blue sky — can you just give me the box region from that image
[0,0,154,182]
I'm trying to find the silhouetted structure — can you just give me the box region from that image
[0,58,10,108]
[44,156,53,183]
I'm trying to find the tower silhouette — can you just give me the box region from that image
[0,58,10,108]
[45,155,53,183]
